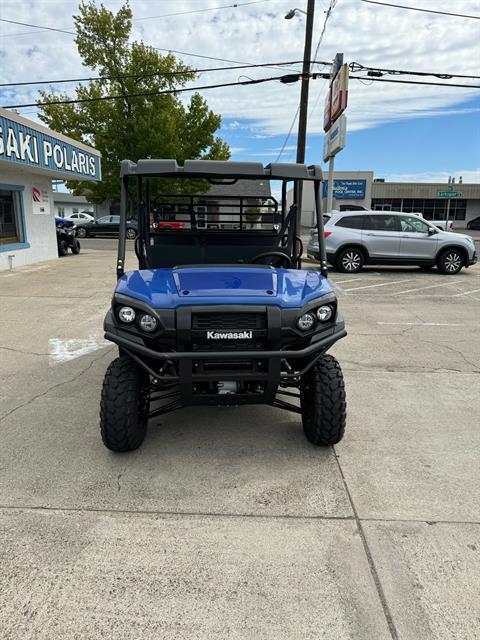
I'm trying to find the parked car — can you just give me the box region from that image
[55,217,80,256]
[307,211,477,274]
[467,217,480,230]
[65,211,95,224]
[75,215,138,239]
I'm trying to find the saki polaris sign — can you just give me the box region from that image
[0,113,101,181]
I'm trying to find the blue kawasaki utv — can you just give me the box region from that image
[101,160,347,451]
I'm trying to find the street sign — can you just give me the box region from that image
[330,64,349,124]
[437,191,462,197]
[323,114,347,162]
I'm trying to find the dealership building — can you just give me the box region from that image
[0,107,101,271]
[295,171,480,229]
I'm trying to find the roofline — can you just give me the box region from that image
[0,107,101,157]
[120,159,323,181]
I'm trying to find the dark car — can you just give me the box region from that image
[467,217,480,230]
[76,215,138,239]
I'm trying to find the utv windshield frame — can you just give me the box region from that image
[116,159,328,277]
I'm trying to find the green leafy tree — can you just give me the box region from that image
[38,1,230,203]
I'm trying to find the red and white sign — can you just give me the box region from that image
[330,64,349,124]
[323,88,332,132]
[31,183,50,214]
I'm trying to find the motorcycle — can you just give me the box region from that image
[55,217,81,256]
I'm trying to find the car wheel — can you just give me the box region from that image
[336,247,364,273]
[76,227,87,238]
[300,354,346,446]
[126,228,137,239]
[437,248,465,274]
[100,356,150,452]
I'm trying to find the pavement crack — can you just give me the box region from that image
[333,450,399,640]
[0,348,114,425]
[0,345,49,357]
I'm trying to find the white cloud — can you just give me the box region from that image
[1,0,479,139]
[380,168,480,183]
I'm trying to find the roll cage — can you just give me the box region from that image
[116,159,328,276]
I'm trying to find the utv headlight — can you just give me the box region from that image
[297,312,315,331]
[139,313,158,332]
[118,306,135,323]
[317,305,333,322]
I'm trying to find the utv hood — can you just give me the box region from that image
[115,266,333,309]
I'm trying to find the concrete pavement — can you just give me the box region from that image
[0,242,479,639]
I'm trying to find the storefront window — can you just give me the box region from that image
[372,198,466,220]
[0,189,23,246]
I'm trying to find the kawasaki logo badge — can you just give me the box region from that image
[206,330,253,340]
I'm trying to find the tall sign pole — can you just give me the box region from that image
[323,55,348,212]
[295,0,315,230]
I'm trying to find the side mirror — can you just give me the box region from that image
[428,227,437,235]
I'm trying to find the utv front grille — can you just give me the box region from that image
[192,312,267,331]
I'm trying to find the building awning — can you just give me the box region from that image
[0,107,101,182]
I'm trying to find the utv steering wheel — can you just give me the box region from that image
[251,251,292,268]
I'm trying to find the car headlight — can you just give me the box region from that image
[317,305,333,322]
[118,306,135,323]
[139,313,158,332]
[297,312,315,331]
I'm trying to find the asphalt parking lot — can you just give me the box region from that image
[1,239,479,639]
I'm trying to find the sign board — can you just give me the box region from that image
[322,179,366,200]
[0,111,101,181]
[323,114,347,162]
[331,64,349,124]
[323,89,332,132]
[437,190,462,198]
[32,183,50,214]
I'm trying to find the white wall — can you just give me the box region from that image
[0,167,58,271]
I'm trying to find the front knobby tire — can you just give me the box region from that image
[100,355,149,452]
[300,354,346,446]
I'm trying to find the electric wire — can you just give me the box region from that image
[359,0,480,19]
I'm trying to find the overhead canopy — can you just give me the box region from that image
[120,159,323,181]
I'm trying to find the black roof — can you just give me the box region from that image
[120,159,322,181]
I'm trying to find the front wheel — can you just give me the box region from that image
[58,239,69,256]
[76,227,87,238]
[100,356,149,452]
[71,239,81,254]
[300,355,346,446]
[126,227,137,240]
[437,248,464,274]
[336,247,364,273]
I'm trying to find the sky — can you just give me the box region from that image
[0,0,479,183]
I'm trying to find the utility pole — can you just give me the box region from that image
[445,176,454,230]
[295,0,315,230]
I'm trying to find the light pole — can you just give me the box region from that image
[285,0,315,231]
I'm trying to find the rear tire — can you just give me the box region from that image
[58,240,69,256]
[336,247,364,273]
[300,354,346,446]
[100,356,149,452]
[76,227,87,238]
[126,227,137,239]
[437,248,465,274]
[71,239,81,254]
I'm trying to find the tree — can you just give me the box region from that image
[38,1,230,203]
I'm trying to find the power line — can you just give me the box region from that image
[5,71,478,110]
[352,76,480,89]
[0,1,271,38]
[3,74,301,110]
[133,0,270,21]
[0,61,322,88]
[274,106,300,162]
[350,62,480,80]
[359,0,480,20]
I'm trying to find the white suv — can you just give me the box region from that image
[307,212,477,274]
